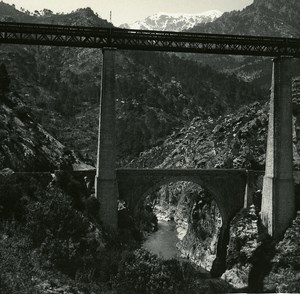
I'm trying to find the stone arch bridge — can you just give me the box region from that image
[4,168,260,276]
[116,168,249,225]
[73,167,259,276]
[74,168,257,226]
[8,168,257,226]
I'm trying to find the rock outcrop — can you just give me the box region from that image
[178,196,221,271]
[129,99,300,286]
[221,206,262,289]
[0,92,89,172]
[0,93,64,171]
[144,181,221,272]
[263,211,300,293]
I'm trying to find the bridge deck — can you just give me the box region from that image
[1,22,300,57]
[115,168,248,176]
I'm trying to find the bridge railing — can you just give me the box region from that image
[1,21,300,56]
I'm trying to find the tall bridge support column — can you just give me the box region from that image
[261,57,295,238]
[95,48,118,230]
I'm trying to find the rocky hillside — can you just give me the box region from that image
[263,211,300,293]
[0,2,300,291]
[0,3,265,164]
[120,10,222,31]
[186,0,300,86]
[220,206,300,292]
[0,92,63,171]
[191,0,300,37]
[0,2,112,27]
[127,76,300,172]
[0,62,92,172]
[0,89,93,172]
[127,76,300,194]
[126,75,300,277]
[127,102,270,170]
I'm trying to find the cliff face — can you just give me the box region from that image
[151,182,221,272]
[178,196,221,271]
[263,212,300,293]
[221,208,300,292]
[0,89,92,172]
[0,93,65,171]
[221,207,262,289]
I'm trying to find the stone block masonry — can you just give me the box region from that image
[261,57,295,238]
[95,48,118,230]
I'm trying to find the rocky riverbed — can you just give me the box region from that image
[144,182,300,292]
[148,182,221,272]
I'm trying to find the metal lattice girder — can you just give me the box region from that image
[1,21,300,57]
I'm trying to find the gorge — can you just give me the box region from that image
[1,1,300,293]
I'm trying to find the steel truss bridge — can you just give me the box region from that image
[1,21,300,56]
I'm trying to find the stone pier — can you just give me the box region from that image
[95,48,118,230]
[261,57,295,238]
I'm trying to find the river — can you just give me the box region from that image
[142,219,182,260]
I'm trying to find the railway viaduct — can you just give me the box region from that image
[0,22,298,246]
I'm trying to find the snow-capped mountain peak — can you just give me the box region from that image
[120,10,222,31]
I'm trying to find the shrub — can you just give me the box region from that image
[0,225,37,294]
[25,187,93,276]
[114,249,187,294]
[0,175,42,221]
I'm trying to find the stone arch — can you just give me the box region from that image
[138,178,224,272]
[116,168,248,277]
[134,176,226,225]
[117,170,247,225]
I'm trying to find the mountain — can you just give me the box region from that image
[0,3,264,165]
[0,2,112,27]
[120,10,222,31]
[190,0,300,37]
[185,0,300,86]
[1,3,300,292]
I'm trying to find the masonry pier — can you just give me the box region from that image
[261,57,295,238]
[95,48,118,230]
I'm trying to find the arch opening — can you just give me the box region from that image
[131,179,223,273]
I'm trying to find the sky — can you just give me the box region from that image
[3,0,253,26]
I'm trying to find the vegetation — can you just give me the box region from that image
[0,2,267,164]
[113,249,206,294]
[0,175,231,293]
[1,2,299,292]
[0,63,10,94]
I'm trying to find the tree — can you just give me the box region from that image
[0,63,10,94]
[42,9,53,16]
